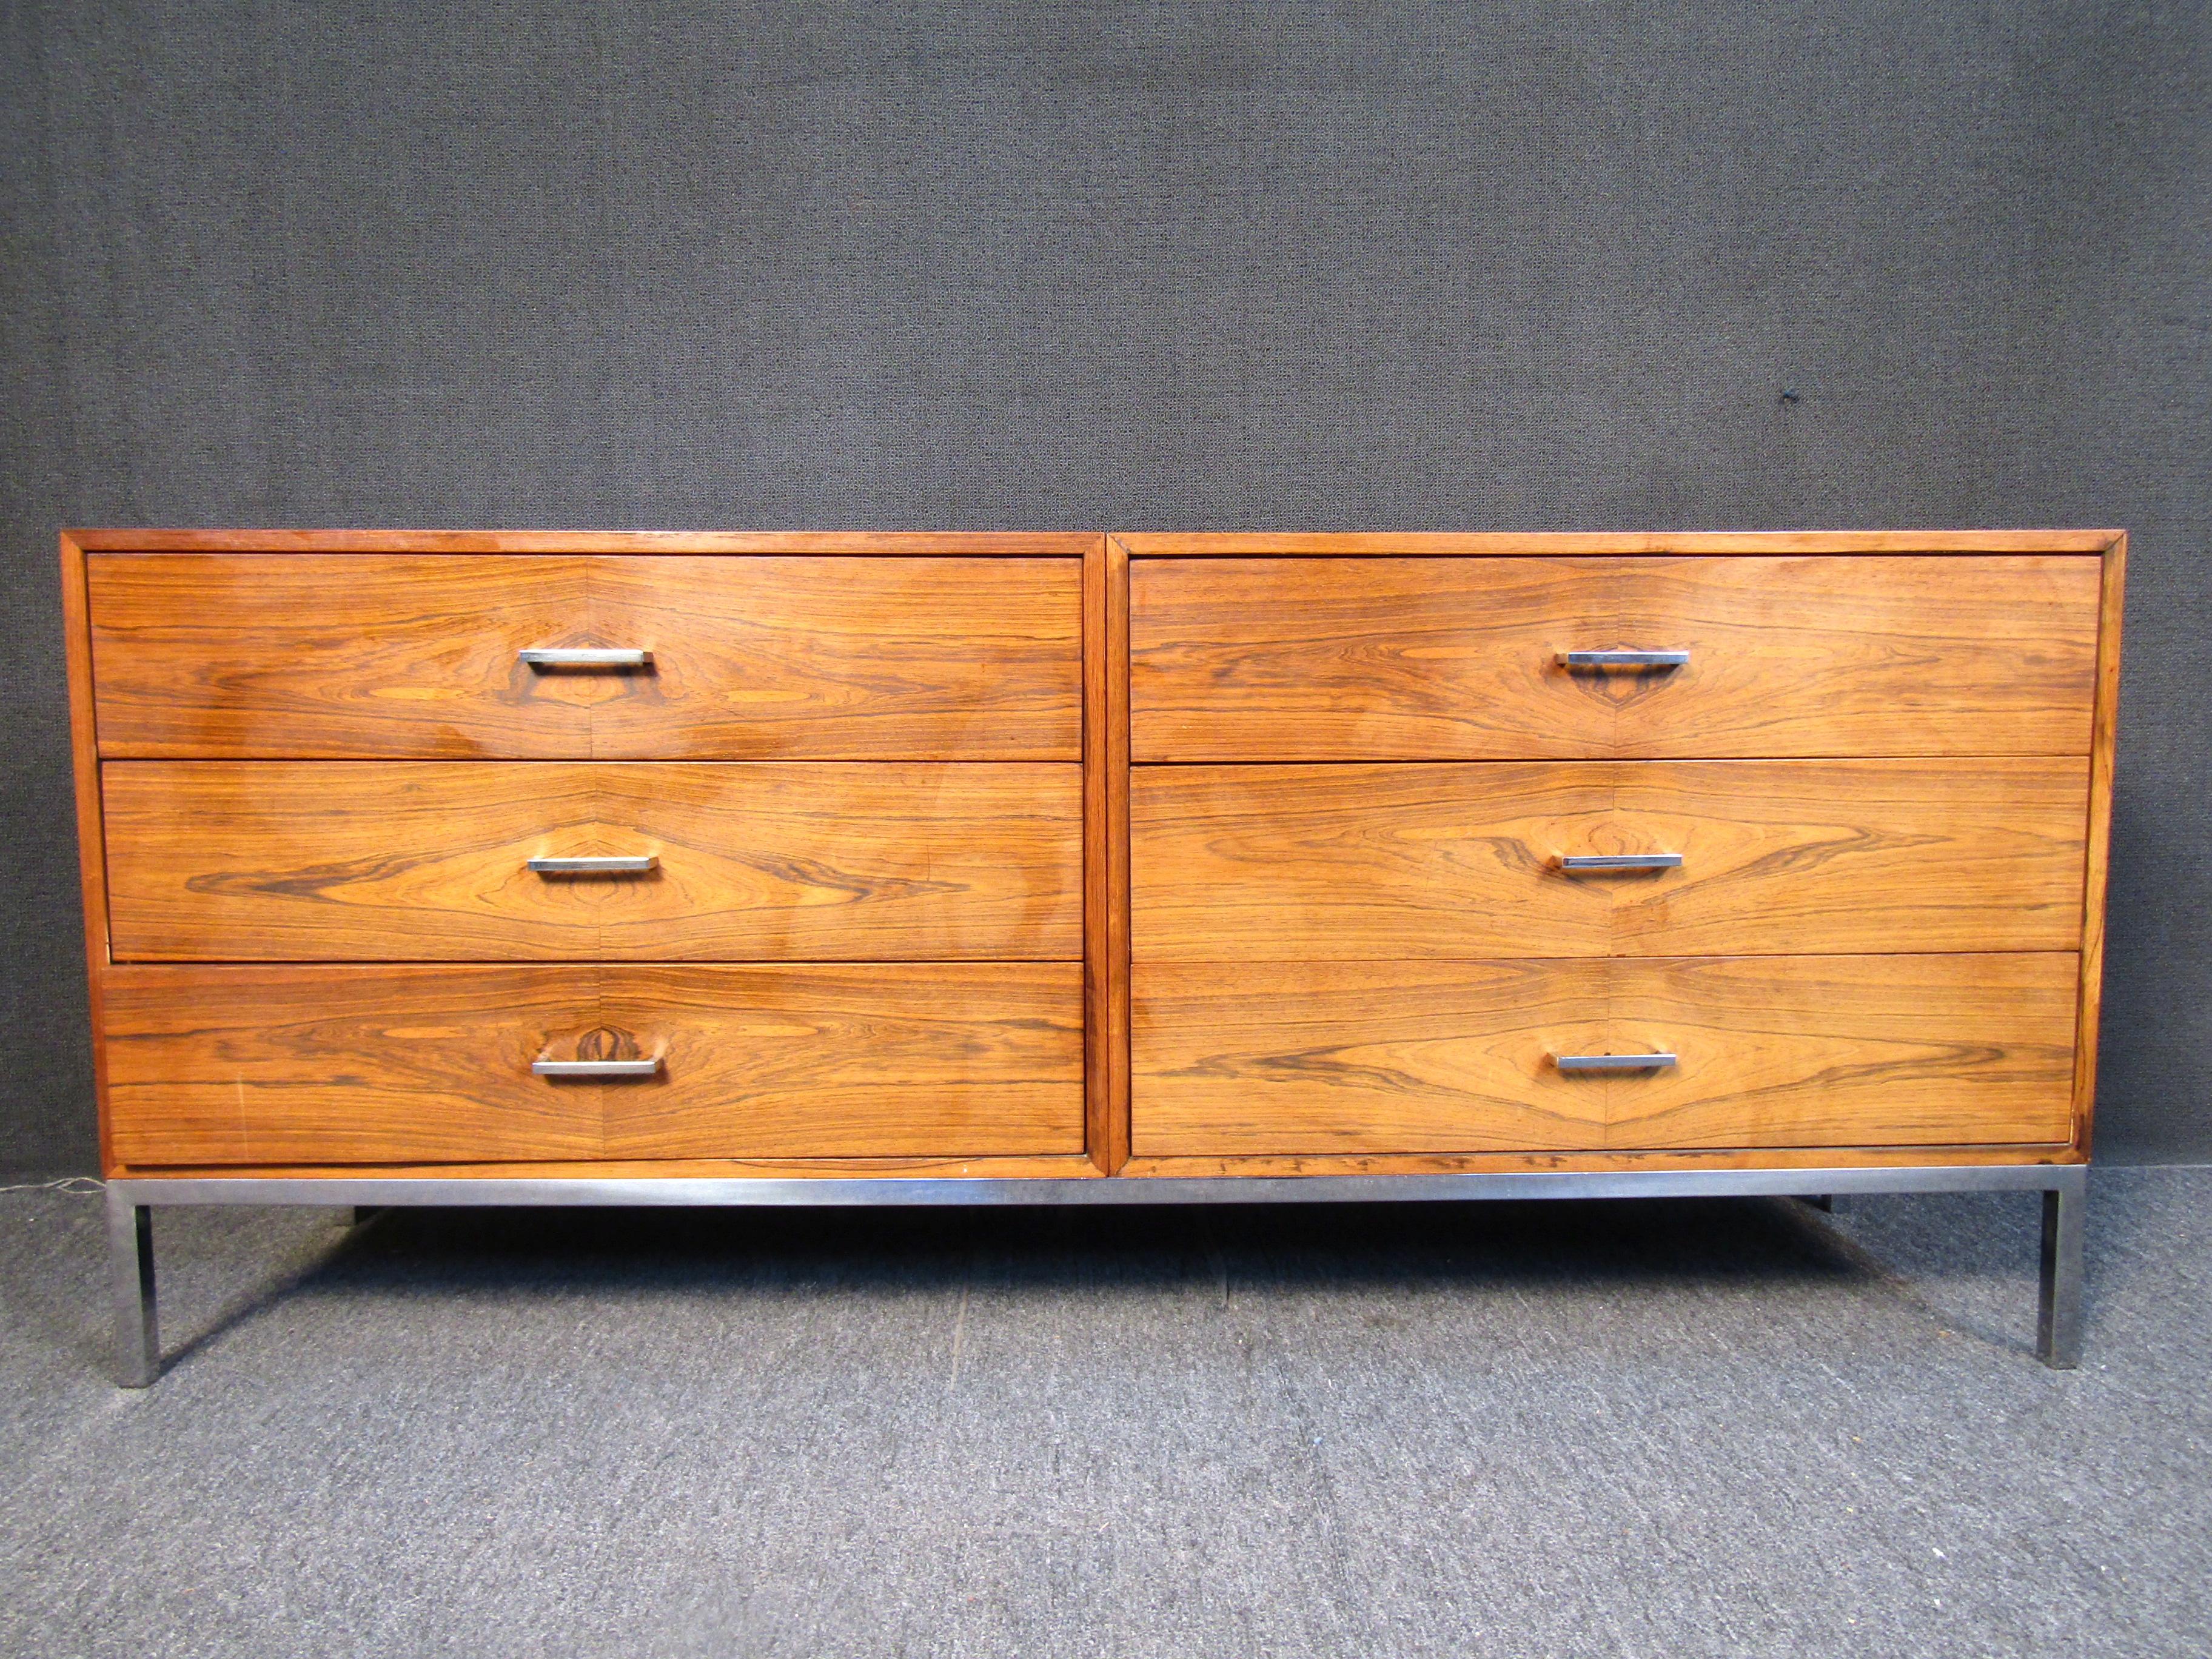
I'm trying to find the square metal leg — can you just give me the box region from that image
[93,1167,2087,1378]
[106,1187,159,1388]
[2038,1176,2085,1369]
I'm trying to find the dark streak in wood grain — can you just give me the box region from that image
[104,962,1085,1165]
[1132,954,2078,1155]
[1133,760,2088,960]
[90,554,1081,759]
[105,762,1082,961]
[1131,555,2103,760]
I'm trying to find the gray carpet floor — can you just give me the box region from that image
[1,1170,2207,1658]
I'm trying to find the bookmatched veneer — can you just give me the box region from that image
[104,760,1081,962]
[1131,954,2078,1155]
[1131,555,2101,761]
[90,552,1081,760]
[105,962,1084,1165]
[63,529,2122,1379]
[1133,759,2088,960]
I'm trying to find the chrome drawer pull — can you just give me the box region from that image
[1556,649,1690,669]
[1553,1053,1678,1072]
[532,1057,662,1078]
[518,648,651,668]
[1560,853,1683,873]
[527,856,659,875]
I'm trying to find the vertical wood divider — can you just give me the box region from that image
[2072,532,2127,1153]
[1084,536,1133,1171]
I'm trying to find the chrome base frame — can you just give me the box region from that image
[103,1162,2088,1386]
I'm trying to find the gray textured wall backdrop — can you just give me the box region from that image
[3,2,2206,1171]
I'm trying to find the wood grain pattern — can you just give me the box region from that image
[1131,954,2078,1155]
[1604,954,2077,1148]
[106,1146,2070,1178]
[59,535,116,1171]
[72,529,1100,556]
[92,554,591,757]
[106,966,605,1165]
[65,528,2125,1186]
[104,963,1084,1165]
[110,1156,1106,1179]
[1118,531,2124,557]
[89,554,1079,759]
[104,761,1081,962]
[1119,1145,2082,1178]
[1133,760,2088,959]
[2073,537,2127,1151]
[586,557,1080,759]
[595,965,1083,1159]
[1135,959,1615,1153]
[1131,555,2103,760]
[1084,537,1133,1172]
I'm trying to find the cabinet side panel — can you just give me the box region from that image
[60,536,114,1171]
[2074,535,2127,1153]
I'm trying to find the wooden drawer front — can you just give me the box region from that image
[1134,759,2088,959]
[1132,954,2077,1155]
[1131,556,2101,760]
[89,554,1081,759]
[104,964,1085,1166]
[104,762,1081,961]
[1136,960,1610,1153]
[1600,954,2077,1150]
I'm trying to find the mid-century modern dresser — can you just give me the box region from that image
[63,529,2123,1381]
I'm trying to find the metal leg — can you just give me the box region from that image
[2038,1175,2086,1369]
[106,1187,159,1388]
[346,1206,385,1227]
[1801,1194,1835,1213]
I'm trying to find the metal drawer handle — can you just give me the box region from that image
[1553,1053,1678,1072]
[527,856,659,875]
[532,1057,662,1079]
[1559,853,1683,873]
[1556,649,1690,669]
[519,648,652,668]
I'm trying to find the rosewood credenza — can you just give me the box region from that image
[62,529,2123,1382]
